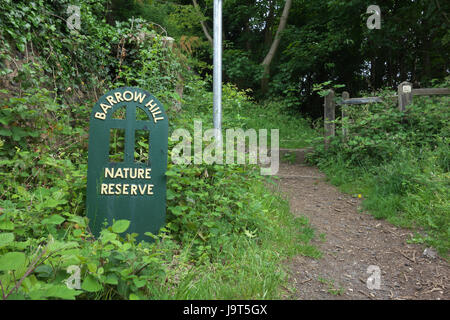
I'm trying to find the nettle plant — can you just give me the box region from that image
[0,217,174,300]
[312,81,345,98]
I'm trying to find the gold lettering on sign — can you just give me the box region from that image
[106,95,117,106]
[104,168,151,180]
[100,103,112,114]
[115,184,122,195]
[101,168,154,196]
[115,168,124,179]
[94,90,151,120]
[105,168,114,179]
[123,91,133,101]
[114,92,124,103]
[145,99,165,123]
[138,168,145,179]
[134,92,146,104]
[94,112,106,120]
[100,183,155,195]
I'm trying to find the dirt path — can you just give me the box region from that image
[275,162,449,300]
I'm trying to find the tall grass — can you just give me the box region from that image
[170,187,320,300]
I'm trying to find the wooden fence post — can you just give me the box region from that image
[341,91,349,140]
[324,89,335,149]
[398,81,413,111]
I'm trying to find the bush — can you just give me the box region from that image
[0,1,319,299]
[309,86,450,257]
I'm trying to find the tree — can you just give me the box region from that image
[260,0,292,94]
[192,0,213,45]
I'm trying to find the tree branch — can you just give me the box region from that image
[192,0,213,45]
[0,279,6,300]
[261,0,292,67]
[3,246,47,300]
[260,0,292,92]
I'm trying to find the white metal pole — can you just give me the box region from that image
[213,0,222,144]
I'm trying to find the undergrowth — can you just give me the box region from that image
[0,0,319,300]
[309,86,450,258]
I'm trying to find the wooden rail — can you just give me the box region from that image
[411,88,450,96]
[323,82,450,147]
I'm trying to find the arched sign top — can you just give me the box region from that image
[91,87,167,124]
[86,87,168,242]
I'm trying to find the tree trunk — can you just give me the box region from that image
[192,0,213,45]
[260,0,292,94]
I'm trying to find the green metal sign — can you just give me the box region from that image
[86,87,168,242]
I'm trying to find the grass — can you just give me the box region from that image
[180,179,321,299]
[234,99,318,149]
[0,1,324,300]
[147,179,321,300]
[176,95,322,299]
[179,81,319,150]
[0,78,322,300]
[309,93,450,259]
[159,82,323,299]
[314,151,449,258]
[317,276,345,296]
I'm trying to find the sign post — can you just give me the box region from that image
[86,87,168,242]
[213,0,223,144]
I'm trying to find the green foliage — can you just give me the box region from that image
[180,79,318,149]
[100,0,450,118]
[223,49,262,89]
[0,0,117,96]
[108,0,186,38]
[312,81,346,98]
[113,18,184,106]
[309,88,450,257]
[0,0,319,300]
[272,0,449,116]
